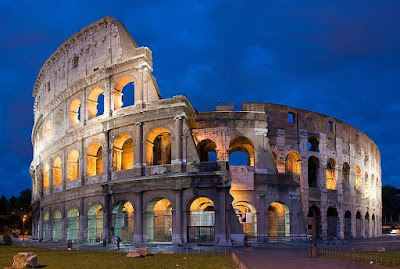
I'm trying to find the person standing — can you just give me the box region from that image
[116,235,121,250]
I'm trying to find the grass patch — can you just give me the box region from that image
[0,246,236,269]
[321,249,400,268]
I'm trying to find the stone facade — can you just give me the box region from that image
[30,16,382,246]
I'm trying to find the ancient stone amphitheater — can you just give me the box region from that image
[30,16,381,246]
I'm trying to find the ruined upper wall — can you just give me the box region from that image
[32,16,145,120]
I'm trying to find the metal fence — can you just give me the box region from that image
[245,235,309,243]
[320,249,400,267]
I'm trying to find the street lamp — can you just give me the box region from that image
[22,215,26,242]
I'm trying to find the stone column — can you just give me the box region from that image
[62,204,67,242]
[63,148,68,190]
[103,190,111,243]
[338,209,344,239]
[172,189,183,244]
[134,192,143,244]
[49,208,54,241]
[216,188,227,245]
[79,198,86,242]
[49,158,54,195]
[39,207,44,241]
[172,115,184,166]
[134,66,144,104]
[257,194,267,237]
[321,206,327,239]
[134,122,144,175]
[80,139,85,186]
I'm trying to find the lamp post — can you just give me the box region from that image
[22,215,26,241]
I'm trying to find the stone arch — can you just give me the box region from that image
[52,157,62,187]
[86,141,103,176]
[308,156,319,188]
[43,211,50,241]
[344,210,352,239]
[87,203,103,242]
[356,211,362,238]
[45,119,52,143]
[67,206,80,241]
[342,162,350,190]
[112,201,134,244]
[372,214,376,237]
[285,151,301,175]
[326,158,336,190]
[197,139,217,162]
[355,166,361,190]
[53,208,62,242]
[113,134,134,171]
[233,201,257,236]
[114,76,135,110]
[365,212,370,238]
[187,196,215,243]
[145,197,173,242]
[87,87,104,119]
[307,136,319,152]
[67,149,79,181]
[43,163,50,191]
[229,136,255,166]
[327,207,338,238]
[267,202,290,237]
[69,98,81,127]
[307,205,321,239]
[146,127,172,165]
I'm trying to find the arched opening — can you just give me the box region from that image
[356,211,362,238]
[67,149,79,182]
[197,139,217,162]
[112,201,134,245]
[87,87,104,119]
[45,119,52,143]
[365,212,370,238]
[372,214,376,237]
[43,211,50,241]
[146,128,171,165]
[114,77,134,110]
[53,209,62,242]
[146,198,172,242]
[88,204,103,243]
[113,134,134,171]
[229,136,254,166]
[326,158,336,190]
[355,166,361,190]
[307,136,319,152]
[69,98,81,127]
[67,206,79,241]
[344,211,352,239]
[233,201,257,236]
[308,156,319,188]
[364,172,369,198]
[53,157,62,187]
[86,142,103,177]
[327,207,338,238]
[188,197,215,243]
[43,163,49,191]
[307,206,321,239]
[342,162,350,190]
[285,151,301,175]
[268,202,290,237]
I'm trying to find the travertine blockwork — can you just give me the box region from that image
[30,16,381,245]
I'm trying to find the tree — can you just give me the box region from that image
[0,196,8,215]
[382,185,400,223]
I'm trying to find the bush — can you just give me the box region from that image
[3,234,12,245]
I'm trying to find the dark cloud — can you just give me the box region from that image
[0,0,399,197]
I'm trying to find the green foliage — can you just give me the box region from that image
[2,234,12,245]
[382,185,400,223]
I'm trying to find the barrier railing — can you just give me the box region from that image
[320,249,400,267]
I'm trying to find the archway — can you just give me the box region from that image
[146,198,172,242]
[146,128,172,165]
[268,202,290,237]
[69,98,81,127]
[308,157,319,188]
[229,136,254,166]
[87,87,104,119]
[67,149,79,182]
[112,201,134,244]
[53,209,62,242]
[43,211,50,241]
[197,139,217,162]
[53,157,62,187]
[355,166,361,190]
[113,134,134,171]
[233,201,257,236]
[327,207,338,238]
[372,214,376,237]
[188,197,215,243]
[285,151,301,175]
[43,163,49,191]
[344,211,352,239]
[307,206,321,239]
[86,142,103,176]
[88,204,103,243]
[342,163,350,190]
[365,212,370,238]
[307,137,319,152]
[356,211,362,238]
[326,159,336,190]
[67,207,79,241]
[114,77,134,110]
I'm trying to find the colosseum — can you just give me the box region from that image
[30,16,382,246]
